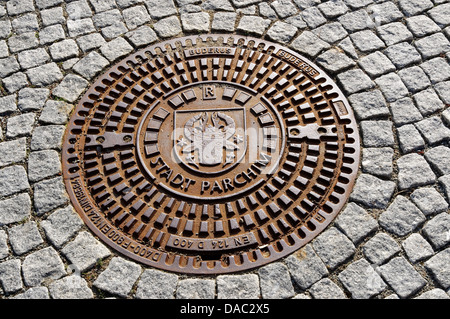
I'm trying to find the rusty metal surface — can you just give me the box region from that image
[62,35,361,274]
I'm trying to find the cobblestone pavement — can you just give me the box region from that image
[0,0,449,300]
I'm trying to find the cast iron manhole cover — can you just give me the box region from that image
[62,35,360,274]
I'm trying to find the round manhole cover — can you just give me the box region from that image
[62,35,360,274]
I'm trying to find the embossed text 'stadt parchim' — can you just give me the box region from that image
[62,35,360,274]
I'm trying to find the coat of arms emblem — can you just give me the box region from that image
[174,109,247,174]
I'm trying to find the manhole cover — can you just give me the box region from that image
[62,35,360,274]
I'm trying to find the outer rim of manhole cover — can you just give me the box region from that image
[62,34,361,275]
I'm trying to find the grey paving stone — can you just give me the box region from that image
[12,13,39,34]
[411,187,448,218]
[73,51,110,80]
[313,227,356,270]
[145,0,177,19]
[406,15,441,37]
[318,0,349,18]
[402,233,434,263]
[338,9,374,32]
[26,63,64,87]
[237,15,271,36]
[424,248,450,289]
[8,221,43,255]
[22,247,66,287]
[62,231,111,273]
[284,244,329,289]
[39,101,73,125]
[271,0,298,18]
[397,153,436,190]
[425,146,450,176]
[349,173,396,209]
[100,37,134,62]
[375,72,409,102]
[378,257,427,298]
[379,195,426,237]
[415,33,450,59]
[292,0,321,9]
[398,66,431,93]
[49,275,93,299]
[101,22,129,40]
[316,49,355,73]
[0,259,22,294]
[6,0,34,16]
[0,20,12,40]
[360,120,395,147]
[180,12,210,32]
[290,31,331,58]
[135,269,178,299]
[122,5,151,29]
[310,278,347,299]
[313,22,348,44]
[435,81,450,104]
[67,18,96,37]
[267,21,298,44]
[397,124,425,153]
[439,174,450,202]
[335,203,378,244]
[414,89,445,116]
[363,233,400,265]
[336,69,374,94]
[17,48,50,70]
[11,286,50,299]
[301,6,327,28]
[384,42,422,69]
[6,113,35,138]
[217,274,260,299]
[153,16,183,38]
[338,258,387,299]
[0,138,27,168]
[366,1,403,25]
[350,30,385,53]
[0,166,30,198]
[52,74,89,103]
[89,0,117,13]
[211,12,237,32]
[94,257,142,298]
[202,0,234,11]
[30,125,65,151]
[423,213,450,250]
[0,40,9,58]
[415,116,450,145]
[420,57,450,84]
[93,9,122,28]
[285,14,308,29]
[39,24,66,46]
[49,40,79,62]
[41,206,83,249]
[415,289,450,299]
[33,177,69,216]
[66,0,92,20]
[176,278,216,299]
[362,147,394,178]
[0,230,8,260]
[28,150,61,183]
[0,193,31,226]
[8,32,39,54]
[0,95,18,116]
[377,22,413,46]
[358,51,395,78]
[389,97,423,126]
[428,3,450,27]
[348,90,389,120]
[36,0,63,9]
[2,72,28,94]
[0,57,20,78]
[398,0,433,16]
[125,25,158,48]
[258,262,294,299]
[259,2,278,19]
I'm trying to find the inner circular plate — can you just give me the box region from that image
[62,34,361,275]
